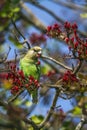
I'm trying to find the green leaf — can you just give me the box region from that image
[72,106,82,115]
[14,99,23,105]
[25,101,32,107]
[80,13,87,18]
[31,115,44,124]
[0,27,4,32]
[41,64,52,75]
[12,7,20,13]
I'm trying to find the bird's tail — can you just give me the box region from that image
[31,90,38,104]
[27,89,38,104]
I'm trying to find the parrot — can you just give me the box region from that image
[20,46,42,103]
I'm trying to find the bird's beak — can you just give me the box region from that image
[37,50,42,58]
[38,50,42,55]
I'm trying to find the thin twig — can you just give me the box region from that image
[11,18,31,49]
[23,118,40,130]
[0,46,11,64]
[47,84,63,89]
[38,89,60,129]
[51,0,87,37]
[0,100,8,108]
[14,49,18,63]
[75,115,86,130]
[8,88,25,103]
[41,55,72,70]
[73,60,83,74]
[53,0,87,12]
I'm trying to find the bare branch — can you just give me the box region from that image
[20,11,46,33]
[11,18,31,49]
[19,1,46,32]
[53,0,87,12]
[0,46,11,64]
[23,118,40,130]
[41,55,72,70]
[38,89,60,129]
[8,88,25,103]
[75,115,87,130]
[29,1,64,23]
[73,60,83,74]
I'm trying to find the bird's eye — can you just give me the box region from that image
[34,49,37,52]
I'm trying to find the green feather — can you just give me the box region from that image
[20,60,40,80]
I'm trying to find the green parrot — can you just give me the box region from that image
[20,46,42,103]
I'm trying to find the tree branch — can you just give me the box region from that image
[0,46,11,64]
[11,18,31,49]
[38,89,60,129]
[23,118,40,130]
[75,115,87,130]
[73,60,83,74]
[53,0,87,12]
[29,1,64,23]
[28,0,87,37]
[41,55,72,70]
[19,1,46,32]
[20,11,46,33]
[8,88,25,103]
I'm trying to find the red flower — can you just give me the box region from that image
[65,37,69,44]
[64,21,71,29]
[62,70,78,83]
[72,23,78,29]
[47,26,52,31]
[52,23,59,30]
[74,42,79,49]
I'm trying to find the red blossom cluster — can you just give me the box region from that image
[62,70,78,83]
[2,63,40,95]
[29,33,47,45]
[47,23,61,37]
[47,22,87,60]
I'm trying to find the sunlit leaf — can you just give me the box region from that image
[80,13,87,18]
[72,106,82,115]
[31,115,44,124]
[28,126,33,130]
[12,7,20,13]
[3,79,13,90]
[41,64,52,75]
[25,101,32,107]
[14,99,23,105]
